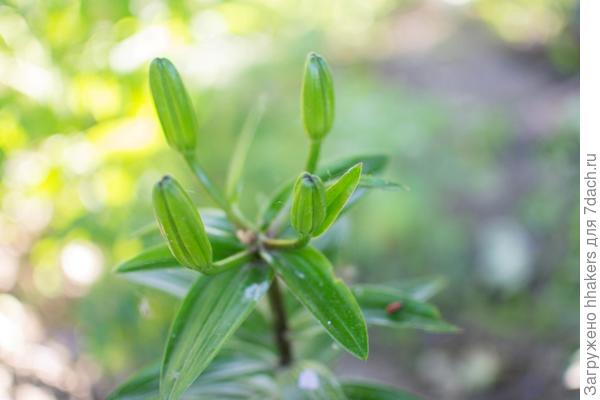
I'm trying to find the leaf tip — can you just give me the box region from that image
[113,261,130,274]
[355,345,369,360]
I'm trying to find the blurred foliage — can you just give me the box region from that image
[0,0,578,399]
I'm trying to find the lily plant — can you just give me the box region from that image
[109,52,456,400]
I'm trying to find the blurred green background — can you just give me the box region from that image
[0,0,579,399]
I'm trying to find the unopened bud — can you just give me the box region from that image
[152,175,212,271]
[149,58,198,155]
[290,173,326,236]
[301,52,335,141]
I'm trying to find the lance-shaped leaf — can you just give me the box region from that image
[108,364,161,400]
[115,245,199,297]
[116,236,242,274]
[358,175,409,192]
[390,277,447,301]
[108,348,275,400]
[123,268,197,299]
[341,381,421,400]
[279,361,346,400]
[116,245,181,273]
[114,219,245,298]
[259,154,388,229]
[264,247,368,360]
[316,154,387,182]
[160,264,273,400]
[351,285,458,333]
[313,163,362,237]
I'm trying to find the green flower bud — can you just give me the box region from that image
[301,52,335,141]
[290,172,326,236]
[149,58,198,155]
[152,175,212,272]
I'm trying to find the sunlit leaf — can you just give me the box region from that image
[160,264,273,400]
[313,163,361,237]
[279,360,346,400]
[342,380,421,400]
[352,285,458,333]
[264,247,368,360]
[115,244,180,273]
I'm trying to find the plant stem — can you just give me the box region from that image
[263,235,309,250]
[184,154,252,229]
[209,249,255,274]
[305,140,321,173]
[267,277,292,366]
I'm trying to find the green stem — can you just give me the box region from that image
[208,249,255,275]
[184,154,251,229]
[263,235,310,250]
[305,140,321,174]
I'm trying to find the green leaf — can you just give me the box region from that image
[316,154,388,181]
[234,309,276,352]
[160,264,273,400]
[358,175,409,191]
[226,99,265,201]
[341,381,421,400]
[259,154,388,229]
[264,246,368,360]
[114,218,245,297]
[313,163,362,237]
[108,364,160,400]
[199,208,237,233]
[184,376,276,400]
[279,361,347,400]
[391,277,447,301]
[116,245,180,273]
[108,349,275,400]
[352,285,458,333]
[123,267,198,298]
[114,244,198,297]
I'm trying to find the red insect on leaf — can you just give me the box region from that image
[385,301,403,315]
